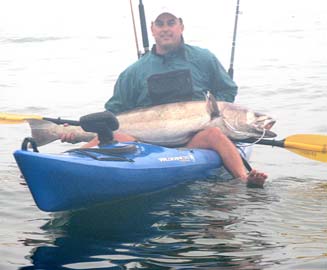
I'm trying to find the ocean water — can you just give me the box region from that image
[1,0,326,269]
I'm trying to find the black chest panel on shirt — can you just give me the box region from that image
[147,69,194,105]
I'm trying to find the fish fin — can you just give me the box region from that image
[205,91,220,119]
[27,119,60,146]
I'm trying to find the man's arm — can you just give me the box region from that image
[209,54,238,102]
[104,70,138,114]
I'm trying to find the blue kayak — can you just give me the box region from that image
[14,141,249,212]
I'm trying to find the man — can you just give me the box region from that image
[64,9,267,187]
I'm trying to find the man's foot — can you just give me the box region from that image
[243,169,268,188]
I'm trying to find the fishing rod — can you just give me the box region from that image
[138,0,149,55]
[129,0,141,58]
[225,0,251,171]
[228,0,241,79]
[129,0,149,58]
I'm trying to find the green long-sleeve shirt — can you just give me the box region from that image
[105,44,237,114]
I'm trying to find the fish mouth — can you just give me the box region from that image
[258,118,277,138]
[263,119,276,131]
[253,117,277,138]
[248,118,277,138]
[262,129,277,138]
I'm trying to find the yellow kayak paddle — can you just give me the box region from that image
[237,134,327,163]
[0,112,79,125]
[1,112,326,163]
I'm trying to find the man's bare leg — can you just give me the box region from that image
[187,127,267,187]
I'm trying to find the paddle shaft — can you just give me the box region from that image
[236,138,285,148]
[43,117,80,126]
[236,137,283,172]
[237,137,326,152]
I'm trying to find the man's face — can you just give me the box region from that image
[151,13,184,53]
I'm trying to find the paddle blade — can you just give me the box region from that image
[0,112,43,124]
[284,134,327,162]
[286,148,327,162]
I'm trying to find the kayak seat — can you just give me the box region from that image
[65,144,137,162]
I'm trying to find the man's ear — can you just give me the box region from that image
[150,21,155,35]
[179,18,184,31]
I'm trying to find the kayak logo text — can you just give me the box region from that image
[158,154,195,162]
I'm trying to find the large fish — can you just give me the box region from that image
[28,93,276,146]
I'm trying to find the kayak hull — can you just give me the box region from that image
[14,142,247,212]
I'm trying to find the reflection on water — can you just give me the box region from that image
[16,177,327,270]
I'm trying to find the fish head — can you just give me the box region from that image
[245,111,277,138]
[214,102,277,139]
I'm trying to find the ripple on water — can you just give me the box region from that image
[0,175,325,269]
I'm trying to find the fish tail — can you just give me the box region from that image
[27,119,95,146]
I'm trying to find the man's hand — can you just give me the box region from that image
[60,124,77,143]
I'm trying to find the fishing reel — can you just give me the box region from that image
[80,111,119,146]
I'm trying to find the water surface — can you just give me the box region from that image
[1,0,326,269]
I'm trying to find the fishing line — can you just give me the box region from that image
[222,117,247,136]
[239,129,267,148]
[222,117,267,147]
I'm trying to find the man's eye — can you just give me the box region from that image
[155,20,164,27]
[154,19,177,27]
[167,20,177,27]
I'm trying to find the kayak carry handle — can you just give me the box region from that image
[21,137,39,152]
